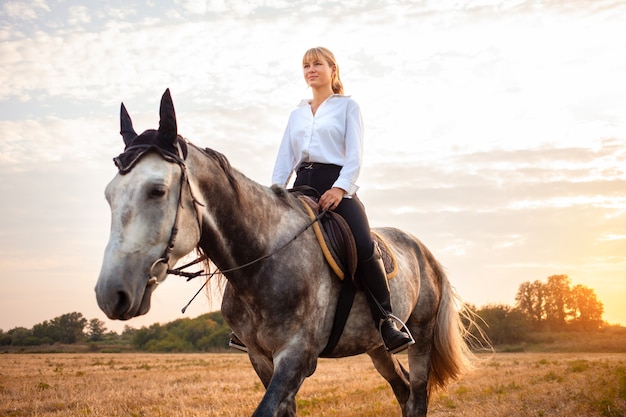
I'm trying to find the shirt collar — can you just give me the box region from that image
[297,94,350,107]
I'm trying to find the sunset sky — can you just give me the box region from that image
[1,0,625,333]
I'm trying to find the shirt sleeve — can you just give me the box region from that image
[332,100,363,196]
[271,115,296,187]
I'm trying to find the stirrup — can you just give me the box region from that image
[379,314,415,354]
[228,333,248,353]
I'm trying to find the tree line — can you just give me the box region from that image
[1,312,103,346]
[0,274,607,350]
[515,274,603,331]
[0,311,232,351]
[466,274,605,345]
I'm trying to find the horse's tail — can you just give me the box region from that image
[427,254,485,394]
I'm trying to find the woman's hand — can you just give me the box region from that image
[319,187,346,211]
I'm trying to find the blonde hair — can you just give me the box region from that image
[302,47,344,95]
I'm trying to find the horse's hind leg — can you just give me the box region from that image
[404,321,436,417]
[367,346,411,413]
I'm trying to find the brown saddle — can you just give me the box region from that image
[298,196,398,281]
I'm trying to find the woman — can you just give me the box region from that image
[271,47,414,354]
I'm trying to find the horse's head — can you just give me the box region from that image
[95,89,201,320]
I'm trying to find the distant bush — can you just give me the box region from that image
[131,312,231,352]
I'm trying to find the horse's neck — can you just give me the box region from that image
[188,147,298,278]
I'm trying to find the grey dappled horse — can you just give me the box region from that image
[95,89,474,417]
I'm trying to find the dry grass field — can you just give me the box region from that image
[1,352,625,417]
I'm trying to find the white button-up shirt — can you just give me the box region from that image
[271,94,364,196]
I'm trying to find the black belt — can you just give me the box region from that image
[297,162,341,173]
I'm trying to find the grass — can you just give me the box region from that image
[0,352,625,416]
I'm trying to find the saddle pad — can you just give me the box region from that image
[372,231,398,280]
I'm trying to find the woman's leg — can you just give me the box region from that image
[294,167,413,353]
[333,196,374,261]
[335,197,414,354]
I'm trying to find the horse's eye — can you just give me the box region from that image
[149,187,166,198]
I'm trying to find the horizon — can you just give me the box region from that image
[2,279,617,335]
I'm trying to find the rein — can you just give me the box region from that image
[176,204,329,313]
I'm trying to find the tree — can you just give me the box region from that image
[7,327,40,346]
[515,275,605,332]
[53,312,88,343]
[87,318,107,341]
[130,312,232,352]
[32,321,56,344]
[0,330,11,346]
[32,312,88,344]
[544,275,572,330]
[515,280,545,328]
[569,284,604,330]
[473,304,530,345]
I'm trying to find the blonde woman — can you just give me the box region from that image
[271,47,414,354]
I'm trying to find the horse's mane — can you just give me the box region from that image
[270,183,303,211]
[187,143,293,303]
[190,142,241,197]
[189,141,303,213]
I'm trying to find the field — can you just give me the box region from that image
[1,352,625,416]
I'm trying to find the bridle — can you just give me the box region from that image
[125,143,329,311]
[146,150,201,287]
[115,142,204,289]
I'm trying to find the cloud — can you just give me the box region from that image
[358,138,626,300]
[0,115,116,164]
[1,0,50,20]
[178,0,228,15]
[67,5,90,26]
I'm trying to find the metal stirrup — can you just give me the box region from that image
[379,314,416,353]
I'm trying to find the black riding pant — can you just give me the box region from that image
[294,164,375,262]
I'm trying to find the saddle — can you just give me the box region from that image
[298,196,398,282]
[297,195,400,357]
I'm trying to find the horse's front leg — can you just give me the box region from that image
[251,348,317,417]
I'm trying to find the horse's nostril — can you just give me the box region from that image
[115,290,131,317]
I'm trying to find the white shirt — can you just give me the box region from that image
[271,94,364,196]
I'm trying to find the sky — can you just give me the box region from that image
[1,0,625,333]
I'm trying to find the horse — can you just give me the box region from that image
[95,89,475,417]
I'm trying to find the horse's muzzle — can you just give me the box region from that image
[95,274,155,320]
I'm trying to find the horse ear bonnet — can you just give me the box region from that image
[114,89,188,174]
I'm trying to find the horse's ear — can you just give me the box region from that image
[120,103,137,147]
[158,88,177,144]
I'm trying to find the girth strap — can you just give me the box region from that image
[320,279,357,357]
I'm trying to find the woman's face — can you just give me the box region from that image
[302,56,334,90]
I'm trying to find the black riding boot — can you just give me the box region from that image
[360,246,414,354]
